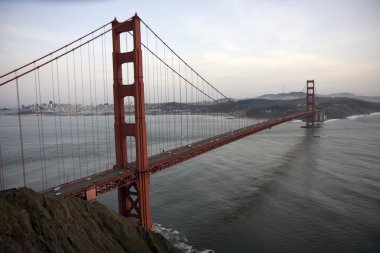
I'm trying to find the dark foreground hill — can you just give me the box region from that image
[0,188,181,253]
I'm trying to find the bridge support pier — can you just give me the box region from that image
[112,14,152,229]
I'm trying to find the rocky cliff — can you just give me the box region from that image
[0,188,181,253]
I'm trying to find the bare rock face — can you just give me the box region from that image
[0,188,181,253]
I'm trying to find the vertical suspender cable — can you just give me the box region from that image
[205,80,208,138]
[185,66,188,144]
[80,44,89,176]
[92,40,101,171]
[103,30,112,167]
[199,75,202,141]
[212,87,214,136]
[220,93,222,134]
[160,44,167,151]
[142,31,148,156]
[157,40,161,151]
[66,49,76,181]
[72,51,82,178]
[88,43,96,174]
[51,58,61,184]
[178,60,182,145]
[155,37,162,153]
[159,43,165,151]
[163,46,169,151]
[219,92,221,134]
[34,65,45,189]
[191,71,194,143]
[155,38,160,153]
[56,59,66,182]
[152,39,157,154]
[101,32,109,169]
[203,79,206,138]
[146,29,152,157]
[15,73,26,187]
[37,68,47,189]
[172,51,176,148]
[196,74,200,140]
[56,60,65,184]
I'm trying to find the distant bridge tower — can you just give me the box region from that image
[112,14,152,229]
[305,80,316,128]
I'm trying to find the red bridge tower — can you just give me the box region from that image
[112,14,152,229]
[305,80,316,128]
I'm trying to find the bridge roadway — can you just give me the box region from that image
[43,111,313,200]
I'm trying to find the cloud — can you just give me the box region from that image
[1,0,380,100]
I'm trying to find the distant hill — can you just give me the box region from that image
[200,96,380,119]
[254,92,380,103]
[240,97,380,119]
[316,97,380,119]
[150,95,380,119]
[327,93,380,103]
[255,92,305,100]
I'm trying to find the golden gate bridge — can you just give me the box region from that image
[0,14,321,229]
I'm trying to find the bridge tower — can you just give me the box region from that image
[112,14,152,229]
[305,80,316,128]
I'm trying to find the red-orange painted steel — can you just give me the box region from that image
[132,15,152,229]
[86,187,96,202]
[112,21,127,168]
[305,80,315,128]
[112,14,152,229]
[118,183,139,218]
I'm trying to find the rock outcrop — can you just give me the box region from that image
[0,188,181,253]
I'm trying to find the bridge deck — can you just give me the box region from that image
[43,111,313,200]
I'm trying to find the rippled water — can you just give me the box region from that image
[1,113,380,252]
[99,113,380,253]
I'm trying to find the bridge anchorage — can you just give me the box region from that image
[0,13,322,231]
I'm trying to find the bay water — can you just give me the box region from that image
[1,113,379,252]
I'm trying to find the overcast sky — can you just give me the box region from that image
[0,0,379,100]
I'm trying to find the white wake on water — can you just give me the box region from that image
[346,114,370,120]
[153,223,215,253]
[325,112,380,123]
[345,112,380,120]
[324,119,339,123]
